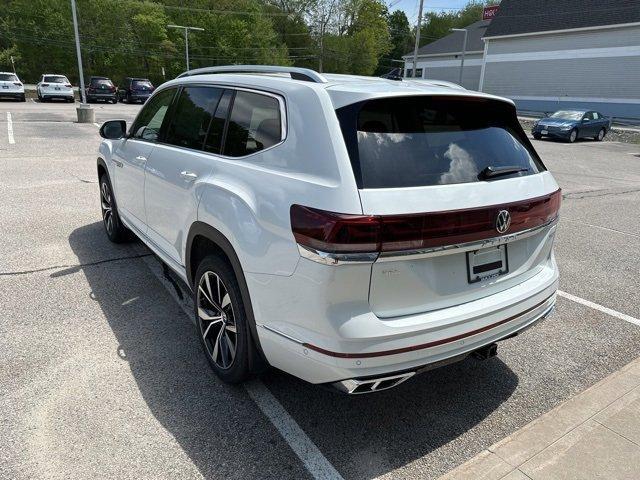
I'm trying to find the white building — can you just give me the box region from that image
[402,20,489,90]
[404,0,640,120]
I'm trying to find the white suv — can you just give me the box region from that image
[0,72,25,101]
[98,66,560,394]
[37,74,74,102]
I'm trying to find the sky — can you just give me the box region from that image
[390,0,472,24]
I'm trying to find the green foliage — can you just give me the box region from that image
[419,0,500,49]
[0,0,398,82]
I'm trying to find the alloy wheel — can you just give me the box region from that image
[570,130,577,143]
[197,271,237,370]
[598,129,605,141]
[100,180,114,235]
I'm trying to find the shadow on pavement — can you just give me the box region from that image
[68,221,518,480]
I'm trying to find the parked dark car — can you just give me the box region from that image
[532,110,611,143]
[118,77,154,103]
[86,76,117,103]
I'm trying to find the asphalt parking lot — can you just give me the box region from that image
[1,99,639,480]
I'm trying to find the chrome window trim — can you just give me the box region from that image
[377,217,558,263]
[296,217,558,266]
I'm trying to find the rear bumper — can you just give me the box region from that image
[0,91,24,99]
[250,253,559,385]
[42,92,74,99]
[87,93,116,101]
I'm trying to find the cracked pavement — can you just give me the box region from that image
[1,100,639,480]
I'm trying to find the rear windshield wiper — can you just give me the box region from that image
[478,165,528,180]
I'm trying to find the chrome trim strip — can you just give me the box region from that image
[258,324,305,345]
[297,244,379,265]
[377,217,558,263]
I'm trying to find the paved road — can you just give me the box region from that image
[1,100,639,480]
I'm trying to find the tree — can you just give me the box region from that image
[376,9,412,75]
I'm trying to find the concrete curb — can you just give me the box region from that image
[439,357,640,480]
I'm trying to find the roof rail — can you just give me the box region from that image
[177,65,328,83]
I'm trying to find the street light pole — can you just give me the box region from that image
[70,0,86,104]
[451,28,468,86]
[168,24,204,71]
[411,0,425,78]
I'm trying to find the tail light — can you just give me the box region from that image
[41,83,49,87]
[291,190,561,255]
[13,82,22,86]
[65,83,72,88]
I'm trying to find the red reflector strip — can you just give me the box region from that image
[303,294,554,358]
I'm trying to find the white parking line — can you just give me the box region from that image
[7,112,15,144]
[245,380,344,480]
[558,290,640,327]
[140,255,344,480]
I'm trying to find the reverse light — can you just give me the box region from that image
[290,190,561,255]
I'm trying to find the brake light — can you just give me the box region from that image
[290,205,379,253]
[291,190,561,254]
[41,83,49,87]
[65,83,72,88]
[13,82,22,86]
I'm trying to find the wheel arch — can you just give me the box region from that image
[186,221,268,370]
[97,157,108,179]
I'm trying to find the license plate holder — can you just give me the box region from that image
[467,245,509,283]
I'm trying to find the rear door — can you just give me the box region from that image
[144,86,230,264]
[337,95,560,318]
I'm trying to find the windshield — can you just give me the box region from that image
[132,80,152,88]
[550,110,583,120]
[0,74,18,82]
[337,96,545,189]
[44,76,68,84]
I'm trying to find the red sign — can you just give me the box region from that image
[482,5,499,20]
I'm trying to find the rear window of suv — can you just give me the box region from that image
[337,96,545,189]
[91,78,113,87]
[44,76,68,83]
[0,74,18,82]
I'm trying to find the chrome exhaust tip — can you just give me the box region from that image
[332,371,416,395]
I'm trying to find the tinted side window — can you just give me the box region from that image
[224,91,282,157]
[593,112,600,119]
[164,86,223,151]
[204,89,233,154]
[131,88,176,142]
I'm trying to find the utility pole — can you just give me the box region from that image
[411,0,425,78]
[451,28,468,86]
[10,56,16,74]
[168,25,204,71]
[70,0,86,104]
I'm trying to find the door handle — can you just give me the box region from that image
[114,160,123,168]
[180,170,198,181]
[135,155,147,162]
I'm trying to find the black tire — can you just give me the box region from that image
[111,98,117,104]
[568,129,578,143]
[533,133,542,140]
[19,94,26,102]
[595,128,606,141]
[194,254,253,384]
[125,93,131,104]
[99,174,130,243]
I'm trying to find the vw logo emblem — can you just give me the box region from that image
[496,210,511,234]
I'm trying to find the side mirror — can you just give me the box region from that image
[100,120,127,139]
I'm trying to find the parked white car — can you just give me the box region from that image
[0,72,25,101]
[37,74,74,102]
[97,66,560,394]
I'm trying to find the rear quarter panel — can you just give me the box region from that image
[195,86,362,276]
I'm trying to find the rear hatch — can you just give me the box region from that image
[88,78,116,95]
[42,76,72,95]
[131,79,153,95]
[0,73,22,93]
[335,95,560,318]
